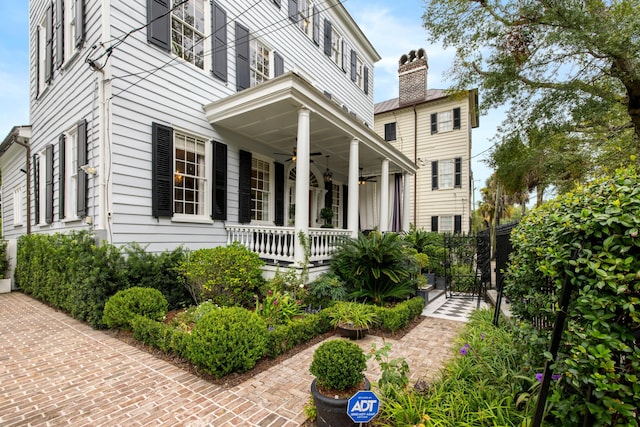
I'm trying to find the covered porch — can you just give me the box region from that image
[204,72,417,266]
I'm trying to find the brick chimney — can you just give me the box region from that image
[398,48,428,107]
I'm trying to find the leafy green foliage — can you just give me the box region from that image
[331,231,418,305]
[122,243,190,309]
[306,272,348,307]
[402,228,445,277]
[367,341,410,400]
[176,242,265,307]
[255,289,303,327]
[130,315,189,356]
[102,287,168,330]
[327,301,378,329]
[309,339,367,391]
[0,240,8,279]
[264,310,331,358]
[505,166,640,425]
[15,231,127,328]
[187,307,267,378]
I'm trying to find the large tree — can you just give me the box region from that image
[423,0,640,196]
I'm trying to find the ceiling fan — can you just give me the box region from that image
[359,168,377,184]
[274,147,322,162]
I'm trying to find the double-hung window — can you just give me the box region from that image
[37,15,49,95]
[64,0,77,59]
[62,125,78,219]
[440,216,453,233]
[250,39,271,87]
[330,28,343,67]
[174,132,207,216]
[13,187,23,226]
[439,159,455,189]
[171,0,206,69]
[439,111,453,132]
[355,55,364,90]
[332,183,341,228]
[251,157,271,222]
[297,0,312,37]
[431,107,461,134]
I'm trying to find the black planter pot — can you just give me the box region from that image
[336,325,368,340]
[311,377,371,427]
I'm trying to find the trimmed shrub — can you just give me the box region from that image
[187,307,267,377]
[0,240,9,279]
[130,315,190,356]
[176,242,265,307]
[102,287,168,329]
[265,310,332,358]
[505,166,640,426]
[310,339,367,391]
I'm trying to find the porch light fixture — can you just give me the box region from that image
[323,156,332,183]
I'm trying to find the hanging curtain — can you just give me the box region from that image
[391,173,402,232]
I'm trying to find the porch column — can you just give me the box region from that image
[294,108,311,266]
[379,159,390,232]
[403,172,411,231]
[347,139,359,238]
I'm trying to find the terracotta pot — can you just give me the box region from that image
[311,377,370,427]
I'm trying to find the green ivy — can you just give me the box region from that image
[505,166,640,426]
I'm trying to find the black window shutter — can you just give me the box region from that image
[45,3,53,83]
[430,113,438,134]
[151,122,173,218]
[288,0,297,22]
[350,49,357,82]
[56,0,64,68]
[342,40,347,72]
[312,5,319,45]
[235,23,250,91]
[45,144,54,224]
[364,66,369,95]
[212,141,227,220]
[453,107,461,130]
[274,51,284,77]
[36,27,41,95]
[384,123,396,141]
[431,216,438,232]
[211,2,227,82]
[274,162,285,226]
[76,119,88,217]
[454,157,462,188]
[75,0,85,48]
[454,215,462,233]
[33,154,40,225]
[342,184,348,229]
[58,133,66,219]
[147,0,170,51]
[323,19,331,57]
[238,150,252,224]
[431,161,438,190]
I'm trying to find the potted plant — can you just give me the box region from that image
[328,301,377,340]
[0,240,11,293]
[309,339,369,427]
[320,207,334,228]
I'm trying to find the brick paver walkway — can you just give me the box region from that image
[0,292,464,426]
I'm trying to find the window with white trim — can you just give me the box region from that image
[250,38,271,86]
[64,0,78,60]
[37,17,48,95]
[13,187,23,226]
[64,126,78,219]
[174,131,207,216]
[37,151,47,224]
[171,0,206,69]
[330,28,343,67]
[439,111,453,132]
[251,157,271,221]
[332,183,341,228]
[439,159,454,189]
[440,216,453,233]
[355,55,364,90]
[297,0,313,38]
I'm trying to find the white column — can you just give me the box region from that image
[379,159,389,232]
[347,139,359,238]
[403,172,412,231]
[294,108,311,266]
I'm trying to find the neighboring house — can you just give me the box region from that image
[0,0,416,275]
[374,49,479,233]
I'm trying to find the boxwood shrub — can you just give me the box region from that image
[505,166,640,426]
[187,306,267,377]
[130,315,190,356]
[102,287,168,330]
[265,310,331,358]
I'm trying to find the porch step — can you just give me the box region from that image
[486,289,512,319]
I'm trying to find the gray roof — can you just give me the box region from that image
[374,89,448,114]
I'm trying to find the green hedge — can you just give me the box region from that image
[131,315,190,356]
[374,297,425,332]
[102,287,168,330]
[264,310,331,358]
[505,166,640,426]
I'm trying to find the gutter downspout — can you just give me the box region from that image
[13,138,31,235]
[413,104,417,226]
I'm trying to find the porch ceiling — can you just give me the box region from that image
[203,72,417,179]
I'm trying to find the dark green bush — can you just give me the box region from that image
[505,166,640,426]
[15,231,127,328]
[403,227,445,276]
[0,240,9,279]
[187,306,267,377]
[122,243,190,310]
[130,315,190,356]
[265,310,331,358]
[309,339,367,391]
[377,303,411,332]
[331,231,418,305]
[306,272,348,307]
[102,287,168,330]
[176,242,265,307]
[405,297,426,319]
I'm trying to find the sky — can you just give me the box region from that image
[0,0,501,206]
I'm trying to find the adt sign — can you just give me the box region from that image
[347,390,380,423]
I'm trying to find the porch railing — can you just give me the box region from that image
[225,225,351,264]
